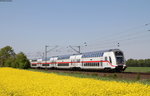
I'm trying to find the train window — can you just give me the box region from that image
[96,63,99,66]
[115,51,123,56]
[32,60,37,62]
[84,63,99,66]
[116,57,124,64]
[105,57,107,61]
[58,55,71,60]
[58,63,69,66]
[77,59,80,62]
[82,51,104,58]
[38,62,41,64]
[32,64,37,66]
[109,57,112,63]
[42,64,49,66]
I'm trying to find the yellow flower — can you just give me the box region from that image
[0,67,149,96]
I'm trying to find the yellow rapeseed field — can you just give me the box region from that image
[0,67,150,96]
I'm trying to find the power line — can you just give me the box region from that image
[27,23,150,58]
[89,23,150,45]
[88,24,150,48]
[68,42,87,54]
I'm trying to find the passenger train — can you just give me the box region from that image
[30,49,127,72]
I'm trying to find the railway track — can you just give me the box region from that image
[122,72,150,75]
[34,68,150,80]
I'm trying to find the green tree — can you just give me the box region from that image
[126,59,150,67]
[4,57,16,67]
[0,46,15,67]
[145,59,150,67]
[138,59,145,67]
[15,52,30,69]
[126,59,136,67]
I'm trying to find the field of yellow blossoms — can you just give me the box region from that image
[0,67,150,96]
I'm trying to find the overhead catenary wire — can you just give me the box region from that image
[86,31,150,51]
[27,23,150,59]
[87,23,150,49]
[101,23,149,42]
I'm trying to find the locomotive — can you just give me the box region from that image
[30,49,127,72]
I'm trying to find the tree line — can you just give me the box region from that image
[126,59,150,67]
[0,46,30,69]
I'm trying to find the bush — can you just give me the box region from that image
[126,59,150,67]
[15,52,30,69]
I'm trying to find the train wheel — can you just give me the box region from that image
[104,68,111,72]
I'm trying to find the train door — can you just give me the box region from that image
[53,57,58,68]
[74,55,82,68]
[103,52,112,68]
[98,57,103,69]
[103,52,116,69]
[104,56,108,67]
[50,57,57,68]
[37,59,43,68]
[70,55,76,67]
[70,55,82,68]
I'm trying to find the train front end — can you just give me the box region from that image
[114,50,127,72]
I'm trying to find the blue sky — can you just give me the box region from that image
[0,0,150,59]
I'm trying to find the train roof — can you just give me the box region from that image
[57,54,71,60]
[56,49,121,59]
[30,49,121,60]
[82,49,121,54]
[81,49,120,58]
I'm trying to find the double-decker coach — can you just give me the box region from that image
[30,49,127,72]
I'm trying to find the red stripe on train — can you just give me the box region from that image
[31,60,116,67]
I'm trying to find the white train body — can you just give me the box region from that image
[30,49,127,72]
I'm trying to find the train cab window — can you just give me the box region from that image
[109,56,112,63]
[116,57,124,64]
[115,51,123,56]
[105,57,107,61]
[115,51,124,64]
